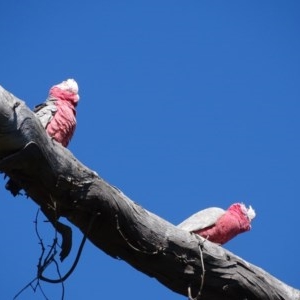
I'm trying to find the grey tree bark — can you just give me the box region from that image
[0,85,299,300]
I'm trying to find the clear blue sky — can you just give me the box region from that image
[0,1,299,299]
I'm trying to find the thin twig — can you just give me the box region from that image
[187,242,206,300]
[38,212,99,283]
[13,278,37,300]
[36,281,49,300]
[197,242,206,298]
[53,258,65,299]
[14,208,68,299]
[34,209,44,246]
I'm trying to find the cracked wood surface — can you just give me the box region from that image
[0,85,299,300]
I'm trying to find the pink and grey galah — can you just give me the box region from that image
[177,203,256,245]
[34,78,80,147]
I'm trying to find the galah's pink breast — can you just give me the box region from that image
[46,101,76,147]
[195,211,251,245]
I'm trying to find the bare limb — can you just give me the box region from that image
[1,85,299,300]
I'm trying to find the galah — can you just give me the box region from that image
[5,79,80,195]
[34,78,80,147]
[177,203,256,244]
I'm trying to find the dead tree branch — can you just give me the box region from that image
[0,85,299,300]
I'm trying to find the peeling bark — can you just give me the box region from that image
[0,85,299,300]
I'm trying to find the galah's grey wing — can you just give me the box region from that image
[177,207,225,232]
[34,100,57,129]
